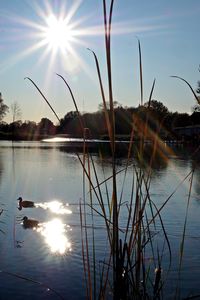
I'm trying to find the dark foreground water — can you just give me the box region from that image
[0,140,200,299]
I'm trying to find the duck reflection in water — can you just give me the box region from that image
[18,197,35,211]
[22,216,39,229]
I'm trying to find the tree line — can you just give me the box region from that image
[0,95,200,141]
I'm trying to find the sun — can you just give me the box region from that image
[43,14,74,52]
[1,1,108,80]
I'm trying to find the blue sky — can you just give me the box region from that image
[0,0,200,124]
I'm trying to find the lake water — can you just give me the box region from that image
[0,140,200,299]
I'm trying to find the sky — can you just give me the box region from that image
[0,0,200,124]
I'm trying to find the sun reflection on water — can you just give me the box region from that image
[37,219,72,255]
[35,200,72,215]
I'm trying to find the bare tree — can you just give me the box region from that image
[0,93,9,122]
[11,101,22,123]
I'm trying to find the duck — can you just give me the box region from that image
[18,197,35,209]
[22,216,39,229]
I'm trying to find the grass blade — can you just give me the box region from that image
[24,77,60,123]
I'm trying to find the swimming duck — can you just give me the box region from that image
[18,197,35,209]
[22,216,39,229]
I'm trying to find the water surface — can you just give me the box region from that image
[0,141,200,299]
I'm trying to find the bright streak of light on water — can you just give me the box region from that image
[36,219,72,255]
[35,200,72,215]
[43,137,69,142]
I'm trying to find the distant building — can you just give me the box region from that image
[174,125,200,142]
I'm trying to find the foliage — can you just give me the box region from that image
[0,93,9,122]
[0,101,200,141]
[173,112,191,127]
[98,100,121,111]
[144,99,169,118]
[38,117,55,135]
[194,78,200,111]
[192,104,200,112]
[196,80,200,94]
[57,111,79,134]
[190,111,200,125]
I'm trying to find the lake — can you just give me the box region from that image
[0,140,200,299]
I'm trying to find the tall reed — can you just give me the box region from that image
[78,1,172,298]
[77,2,197,299]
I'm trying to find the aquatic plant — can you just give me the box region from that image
[76,2,197,299]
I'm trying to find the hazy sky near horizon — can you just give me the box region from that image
[0,0,200,124]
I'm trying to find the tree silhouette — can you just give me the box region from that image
[98,100,121,111]
[144,100,169,118]
[38,118,55,135]
[0,93,9,122]
[11,101,22,123]
[194,66,200,110]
